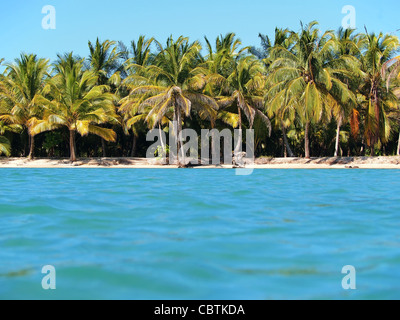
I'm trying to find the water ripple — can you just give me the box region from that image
[1,169,400,299]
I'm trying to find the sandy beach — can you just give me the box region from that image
[0,156,399,169]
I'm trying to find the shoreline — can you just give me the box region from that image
[0,156,399,169]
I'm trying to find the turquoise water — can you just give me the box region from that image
[0,169,399,300]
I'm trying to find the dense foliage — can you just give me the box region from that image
[1,22,400,160]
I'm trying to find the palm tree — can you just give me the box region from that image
[0,136,11,156]
[208,55,271,157]
[0,58,10,156]
[358,30,399,155]
[0,121,22,156]
[330,28,361,156]
[204,33,246,79]
[87,38,123,156]
[267,21,355,158]
[204,34,270,128]
[88,38,122,85]
[266,82,297,157]
[33,53,117,161]
[251,28,296,66]
[118,36,154,156]
[214,56,271,129]
[125,35,155,68]
[382,55,400,155]
[258,28,296,157]
[203,33,272,158]
[0,53,49,159]
[188,33,247,159]
[124,36,218,164]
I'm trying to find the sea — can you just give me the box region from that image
[0,168,399,299]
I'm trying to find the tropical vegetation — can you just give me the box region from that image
[1,22,400,161]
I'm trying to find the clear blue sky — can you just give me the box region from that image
[1,0,399,64]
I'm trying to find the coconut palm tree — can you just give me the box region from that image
[0,121,22,156]
[204,33,246,79]
[358,30,399,155]
[186,33,247,159]
[124,36,155,69]
[266,81,297,157]
[267,21,355,158]
[0,136,11,156]
[118,36,155,156]
[0,53,49,159]
[203,34,269,129]
[251,28,296,67]
[0,59,11,156]
[32,53,117,161]
[258,28,297,157]
[208,55,271,157]
[382,55,400,155]
[212,56,271,129]
[88,38,122,86]
[329,28,361,156]
[87,38,123,156]
[124,36,218,164]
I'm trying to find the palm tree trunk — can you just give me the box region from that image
[177,108,185,164]
[172,108,178,164]
[130,134,137,157]
[397,131,400,156]
[210,122,217,164]
[158,124,166,155]
[69,129,77,162]
[374,89,380,147]
[28,134,35,159]
[101,139,106,157]
[281,122,294,157]
[304,121,310,158]
[24,133,28,157]
[234,107,242,154]
[175,108,180,164]
[238,107,242,130]
[334,116,342,157]
[282,137,286,157]
[173,106,183,165]
[360,136,365,156]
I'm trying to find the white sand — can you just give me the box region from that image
[0,156,399,169]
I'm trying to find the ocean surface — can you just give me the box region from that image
[0,168,399,300]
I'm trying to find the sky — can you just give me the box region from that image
[1,0,399,64]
